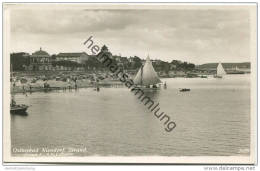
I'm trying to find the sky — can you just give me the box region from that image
[10,7,252,64]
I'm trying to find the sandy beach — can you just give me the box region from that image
[11,78,125,94]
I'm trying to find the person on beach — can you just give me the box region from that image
[74,77,78,90]
[22,85,28,96]
[29,84,32,93]
[22,85,25,93]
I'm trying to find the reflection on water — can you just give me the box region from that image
[11,112,28,117]
[11,75,250,156]
[142,89,160,100]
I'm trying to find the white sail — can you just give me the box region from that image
[133,56,161,86]
[217,63,226,76]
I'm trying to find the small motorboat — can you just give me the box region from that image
[179,88,190,92]
[10,104,29,114]
[10,99,29,114]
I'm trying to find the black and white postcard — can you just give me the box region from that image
[3,3,257,164]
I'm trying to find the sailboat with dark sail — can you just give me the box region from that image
[133,55,162,89]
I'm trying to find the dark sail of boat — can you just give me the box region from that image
[133,55,161,87]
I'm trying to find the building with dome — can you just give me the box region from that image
[28,48,52,71]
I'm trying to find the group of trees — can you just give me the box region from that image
[10,52,30,71]
[171,60,195,71]
[153,60,195,74]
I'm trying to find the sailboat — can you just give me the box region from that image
[133,55,162,89]
[214,62,226,78]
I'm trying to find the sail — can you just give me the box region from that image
[217,63,226,76]
[133,56,161,86]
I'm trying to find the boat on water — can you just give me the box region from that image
[10,99,28,114]
[200,75,208,78]
[180,88,190,92]
[133,55,162,89]
[10,64,29,114]
[214,62,226,78]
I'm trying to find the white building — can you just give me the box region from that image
[56,52,89,64]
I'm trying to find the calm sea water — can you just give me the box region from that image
[11,74,250,156]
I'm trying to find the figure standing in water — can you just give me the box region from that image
[96,79,100,92]
[164,81,167,89]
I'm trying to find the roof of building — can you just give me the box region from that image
[31,48,50,57]
[57,52,87,58]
